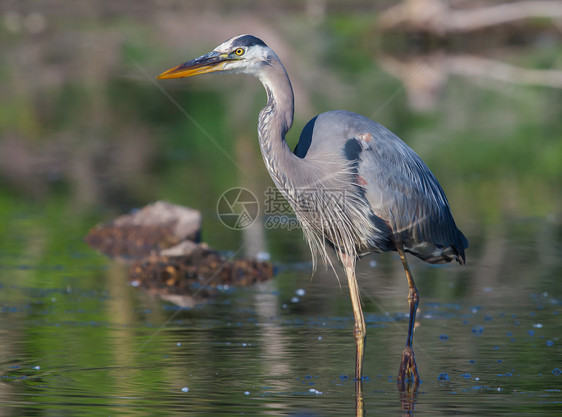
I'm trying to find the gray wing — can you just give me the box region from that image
[298,110,468,264]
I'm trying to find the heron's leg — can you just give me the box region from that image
[341,253,366,387]
[342,254,365,417]
[396,246,421,390]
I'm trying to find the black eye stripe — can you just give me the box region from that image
[232,35,267,48]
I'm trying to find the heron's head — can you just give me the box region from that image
[157,34,274,80]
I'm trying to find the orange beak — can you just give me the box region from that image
[157,51,229,79]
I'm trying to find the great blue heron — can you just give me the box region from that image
[158,34,468,390]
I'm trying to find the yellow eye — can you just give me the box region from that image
[234,48,245,56]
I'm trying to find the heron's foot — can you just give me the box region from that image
[397,346,420,392]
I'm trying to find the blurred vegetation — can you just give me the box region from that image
[0,0,560,263]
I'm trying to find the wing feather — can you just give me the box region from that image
[300,110,468,264]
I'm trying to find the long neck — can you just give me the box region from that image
[256,57,298,190]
